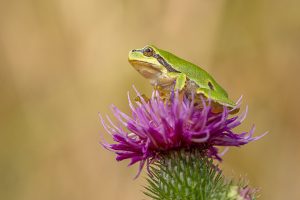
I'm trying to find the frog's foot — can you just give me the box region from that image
[153,83,187,104]
[153,85,168,101]
[210,102,224,114]
[134,94,150,103]
[211,104,240,114]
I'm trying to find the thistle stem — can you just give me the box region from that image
[144,149,254,200]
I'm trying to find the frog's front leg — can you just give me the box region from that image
[167,72,187,91]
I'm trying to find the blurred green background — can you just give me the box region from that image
[1,0,299,199]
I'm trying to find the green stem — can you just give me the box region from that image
[144,149,255,200]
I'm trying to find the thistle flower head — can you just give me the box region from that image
[100,88,263,177]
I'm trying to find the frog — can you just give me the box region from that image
[128,45,237,110]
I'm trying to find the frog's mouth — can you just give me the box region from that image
[129,60,162,80]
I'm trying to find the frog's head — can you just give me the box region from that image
[128,45,170,83]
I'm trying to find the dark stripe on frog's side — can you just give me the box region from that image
[132,48,179,73]
[153,53,179,73]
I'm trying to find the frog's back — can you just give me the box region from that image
[150,45,236,107]
[156,47,221,90]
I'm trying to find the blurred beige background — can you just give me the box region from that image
[1,0,299,199]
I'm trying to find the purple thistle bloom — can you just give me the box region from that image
[100,88,264,177]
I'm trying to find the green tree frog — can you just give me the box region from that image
[128,45,236,108]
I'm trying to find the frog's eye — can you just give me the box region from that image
[143,47,154,57]
[208,81,214,90]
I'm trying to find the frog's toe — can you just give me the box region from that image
[134,94,150,103]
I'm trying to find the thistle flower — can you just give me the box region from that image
[100,88,263,177]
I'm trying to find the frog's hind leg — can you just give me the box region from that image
[196,88,222,113]
[196,88,240,114]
